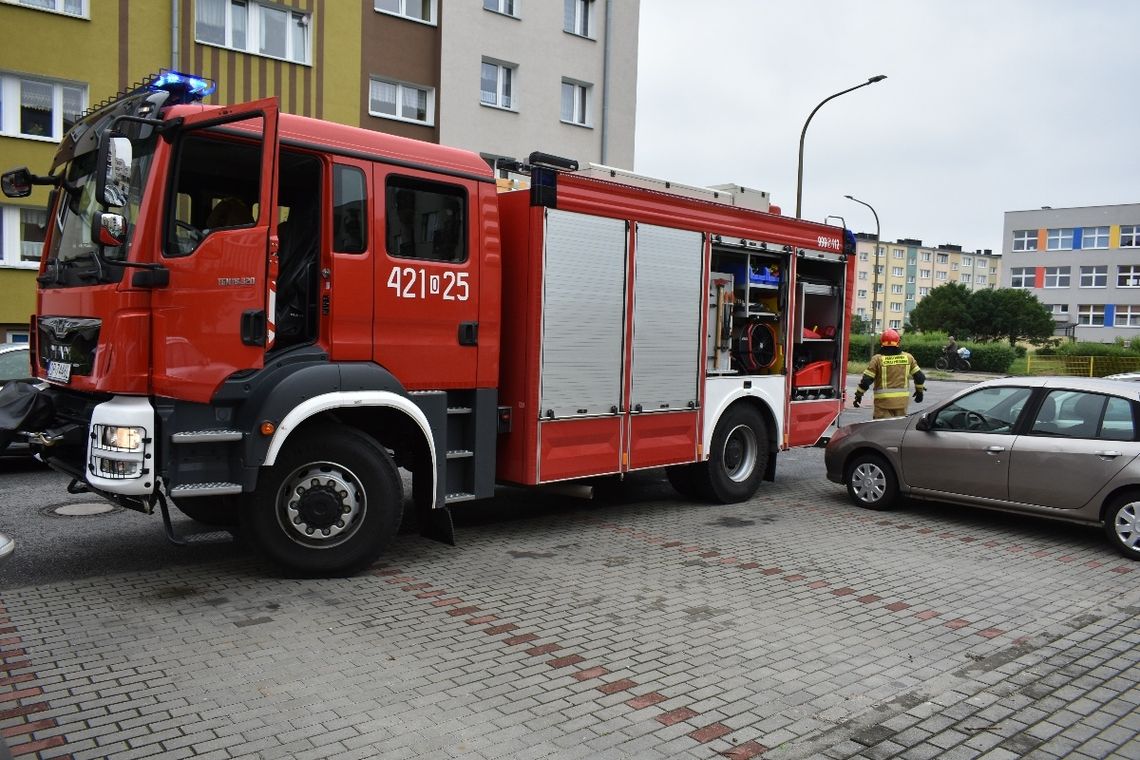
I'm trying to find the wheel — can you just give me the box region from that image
[959,359,972,372]
[666,464,704,500]
[700,405,769,503]
[934,356,950,371]
[174,495,241,527]
[844,452,900,510]
[1103,492,1140,560]
[244,426,403,576]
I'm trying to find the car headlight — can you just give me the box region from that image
[94,425,144,452]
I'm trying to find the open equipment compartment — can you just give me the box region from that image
[708,238,789,378]
[790,249,848,402]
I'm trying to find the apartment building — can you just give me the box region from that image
[851,234,1001,333]
[1003,204,1140,342]
[0,0,640,340]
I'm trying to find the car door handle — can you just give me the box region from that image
[985,446,1005,453]
[1096,450,1122,459]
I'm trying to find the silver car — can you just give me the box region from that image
[825,376,1140,560]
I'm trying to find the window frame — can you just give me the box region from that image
[384,175,468,264]
[1043,266,1070,288]
[1081,226,1109,249]
[195,0,312,65]
[1012,229,1038,251]
[14,0,86,17]
[560,78,592,126]
[1115,305,1140,328]
[1046,227,1074,251]
[1117,265,1140,288]
[483,0,517,17]
[368,76,435,126]
[373,0,437,25]
[1077,304,1105,326]
[1009,267,1033,288]
[1079,265,1107,288]
[1122,225,1140,248]
[480,59,517,111]
[563,0,593,37]
[1,205,47,269]
[0,73,86,142]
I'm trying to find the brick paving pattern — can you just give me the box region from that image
[1,444,1138,758]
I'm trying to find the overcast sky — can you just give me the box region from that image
[634,0,1140,254]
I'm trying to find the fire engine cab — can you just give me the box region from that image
[0,73,855,575]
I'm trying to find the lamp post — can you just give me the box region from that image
[795,75,887,219]
[845,194,879,336]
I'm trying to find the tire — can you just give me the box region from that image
[934,356,950,371]
[700,404,769,503]
[959,359,972,372]
[665,464,704,500]
[1103,492,1140,561]
[174,496,241,527]
[244,426,403,576]
[844,452,900,511]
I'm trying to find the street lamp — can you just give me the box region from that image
[845,194,879,335]
[796,75,887,219]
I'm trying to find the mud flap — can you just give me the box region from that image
[0,380,53,454]
[420,506,456,546]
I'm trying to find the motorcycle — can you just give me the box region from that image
[935,346,972,372]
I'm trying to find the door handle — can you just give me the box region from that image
[985,446,1005,453]
[1096,450,1122,459]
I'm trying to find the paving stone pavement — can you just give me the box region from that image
[1,443,1138,759]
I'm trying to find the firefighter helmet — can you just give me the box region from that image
[880,328,900,346]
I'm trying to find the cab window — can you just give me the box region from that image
[385,176,466,263]
[166,132,261,256]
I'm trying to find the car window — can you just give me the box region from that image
[0,348,30,381]
[1030,390,1135,441]
[931,386,1031,434]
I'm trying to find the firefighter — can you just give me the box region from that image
[853,329,925,418]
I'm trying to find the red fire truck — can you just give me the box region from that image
[0,73,855,575]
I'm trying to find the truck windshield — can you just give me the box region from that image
[45,134,155,277]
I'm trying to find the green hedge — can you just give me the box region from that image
[847,333,1015,373]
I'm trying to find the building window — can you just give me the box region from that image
[921,251,931,262]
[1081,226,1109,249]
[374,0,435,24]
[891,266,903,276]
[563,0,592,37]
[1048,304,1069,318]
[858,271,867,280]
[961,274,972,284]
[1047,228,1074,250]
[1122,225,1140,248]
[196,0,311,64]
[951,263,959,271]
[0,74,85,141]
[1078,304,1105,326]
[1118,265,1140,288]
[1010,267,1033,288]
[483,0,516,16]
[1116,305,1140,327]
[906,293,914,302]
[0,206,45,268]
[560,79,591,126]
[977,276,987,286]
[976,259,987,268]
[369,77,434,125]
[480,60,516,110]
[16,0,85,15]
[891,284,903,294]
[874,265,884,274]
[962,257,973,267]
[907,275,915,284]
[935,271,947,280]
[859,251,868,261]
[889,320,901,329]
[919,269,931,279]
[1079,265,1107,288]
[890,302,902,312]
[1043,266,1070,288]
[857,289,867,298]
[919,287,930,296]
[873,283,884,293]
[1012,229,1037,251]
[936,253,948,264]
[893,249,903,259]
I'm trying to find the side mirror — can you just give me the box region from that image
[915,413,931,431]
[1,168,33,198]
[95,133,132,207]
[93,212,126,247]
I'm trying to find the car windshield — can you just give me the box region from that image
[932,386,1032,433]
[0,347,29,381]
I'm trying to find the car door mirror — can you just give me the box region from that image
[915,413,931,431]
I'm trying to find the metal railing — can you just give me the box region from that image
[1026,355,1140,377]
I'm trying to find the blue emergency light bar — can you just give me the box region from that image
[149,71,216,104]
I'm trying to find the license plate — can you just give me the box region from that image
[47,361,72,383]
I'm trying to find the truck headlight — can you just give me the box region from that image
[94,425,144,452]
[93,456,141,478]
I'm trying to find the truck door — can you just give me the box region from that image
[151,100,279,403]
[374,171,481,390]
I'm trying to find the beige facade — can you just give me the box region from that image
[851,234,1002,333]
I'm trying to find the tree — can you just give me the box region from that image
[850,313,871,335]
[970,288,1054,346]
[908,282,974,337]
